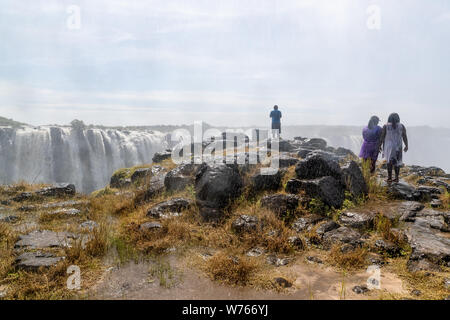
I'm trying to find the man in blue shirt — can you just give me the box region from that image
[270,105,282,138]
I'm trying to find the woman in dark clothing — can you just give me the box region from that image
[378,113,409,183]
[359,116,382,173]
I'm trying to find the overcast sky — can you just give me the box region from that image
[0,0,449,127]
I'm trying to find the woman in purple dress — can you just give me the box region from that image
[359,116,382,173]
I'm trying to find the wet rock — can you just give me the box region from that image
[274,277,292,288]
[291,214,324,232]
[130,168,152,183]
[42,200,87,209]
[295,154,342,180]
[231,215,261,234]
[79,220,99,232]
[138,172,167,202]
[165,164,199,192]
[18,205,36,211]
[251,170,283,192]
[152,150,172,163]
[398,201,425,222]
[415,209,449,232]
[285,179,303,194]
[36,184,76,197]
[147,198,193,219]
[407,225,450,272]
[408,166,446,177]
[0,215,19,223]
[411,289,422,296]
[293,176,345,209]
[388,182,441,202]
[335,147,356,158]
[14,230,79,249]
[15,251,63,271]
[431,199,442,208]
[341,161,368,198]
[266,255,292,267]
[301,138,327,150]
[375,239,402,257]
[288,236,304,249]
[296,147,315,159]
[50,208,81,216]
[273,153,299,168]
[260,194,300,217]
[11,192,33,202]
[306,256,323,264]
[352,285,369,294]
[316,220,340,236]
[247,247,265,257]
[322,227,362,249]
[338,211,374,230]
[195,164,243,221]
[139,222,162,232]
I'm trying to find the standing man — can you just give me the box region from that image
[270,105,282,139]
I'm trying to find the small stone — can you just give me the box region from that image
[51,208,81,216]
[288,236,304,249]
[306,256,323,264]
[411,289,422,296]
[430,199,442,208]
[444,278,450,290]
[266,255,292,267]
[139,222,162,231]
[274,277,292,288]
[247,248,265,257]
[80,220,99,232]
[352,285,369,294]
[231,215,261,234]
[0,215,19,223]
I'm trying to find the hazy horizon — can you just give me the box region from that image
[1,0,449,128]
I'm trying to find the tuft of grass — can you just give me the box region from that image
[148,259,179,288]
[441,191,449,210]
[328,245,368,271]
[361,159,386,199]
[0,223,16,280]
[205,252,258,286]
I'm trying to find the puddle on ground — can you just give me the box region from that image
[91,254,406,300]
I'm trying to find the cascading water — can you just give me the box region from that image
[0,126,169,193]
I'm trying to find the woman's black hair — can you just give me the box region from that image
[368,116,380,129]
[388,113,400,129]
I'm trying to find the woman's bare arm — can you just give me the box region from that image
[402,124,408,152]
[378,125,386,153]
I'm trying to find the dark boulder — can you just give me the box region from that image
[15,251,63,271]
[152,150,172,163]
[251,170,283,193]
[375,239,402,257]
[316,220,340,236]
[231,215,261,234]
[338,211,374,230]
[295,154,342,180]
[291,214,325,232]
[165,164,199,192]
[293,176,345,209]
[272,153,300,168]
[260,194,300,217]
[301,138,327,150]
[322,227,362,249]
[341,161,368,198]
[36,184,76,197]
[147,198,193,218]
[195,164,243,221]
[110,169,132,189]
[407,225,450,272]
[130,168,152,183]
[335,147,356,158]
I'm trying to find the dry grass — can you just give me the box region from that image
[205,251,259,286]
[0,223,16,280]
[328,245,368,271]
[441,191,450,210]
[387,257,450,300]
[361,160,387,199]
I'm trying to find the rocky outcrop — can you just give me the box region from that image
[338,211,374,230]
[322,227,362,249]
[152,150,172,163]
[231,215,261,234]
[15,251,63,271]
[165,164,199,192]
[341,161,368,198]
[291,214,324,232]
[295,154,342,180]
[147,198,193,219]
[260,194,300,217]
[250,170,283,193]
[288,176,345,209]
[195,164,243,221]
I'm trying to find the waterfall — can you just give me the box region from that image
[0,126,169,193]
